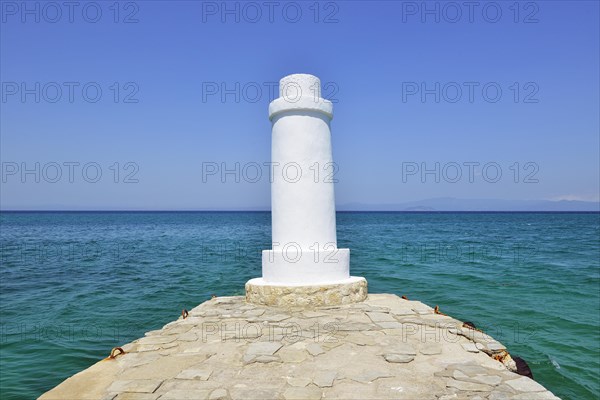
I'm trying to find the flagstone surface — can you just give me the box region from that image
[40,294,559,400]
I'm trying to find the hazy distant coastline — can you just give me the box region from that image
[1,198,599,212]
[338,197,600,212]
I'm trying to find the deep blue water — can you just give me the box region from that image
[0,212,598,399]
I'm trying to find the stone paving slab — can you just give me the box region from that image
[39,294,560,400]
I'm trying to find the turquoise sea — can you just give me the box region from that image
[0,212,598,399]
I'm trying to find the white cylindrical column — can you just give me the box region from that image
[261,74,350,285]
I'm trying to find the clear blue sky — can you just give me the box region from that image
[1,0,598,210]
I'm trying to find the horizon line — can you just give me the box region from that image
[1,210,599,213]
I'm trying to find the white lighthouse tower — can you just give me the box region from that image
[246,74,367,307]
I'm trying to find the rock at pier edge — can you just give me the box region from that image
[40,294,560,400]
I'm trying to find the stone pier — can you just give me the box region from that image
[40,294,559,400]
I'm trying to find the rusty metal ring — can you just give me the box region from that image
[434,305,447,316]
[109,347,125,359]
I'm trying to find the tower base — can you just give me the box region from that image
[262,248,350,284]
[245,276,367,308]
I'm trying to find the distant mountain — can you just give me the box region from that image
[338,197,600,212]
[401,206,437,212]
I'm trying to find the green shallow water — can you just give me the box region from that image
[0,212,598,399]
